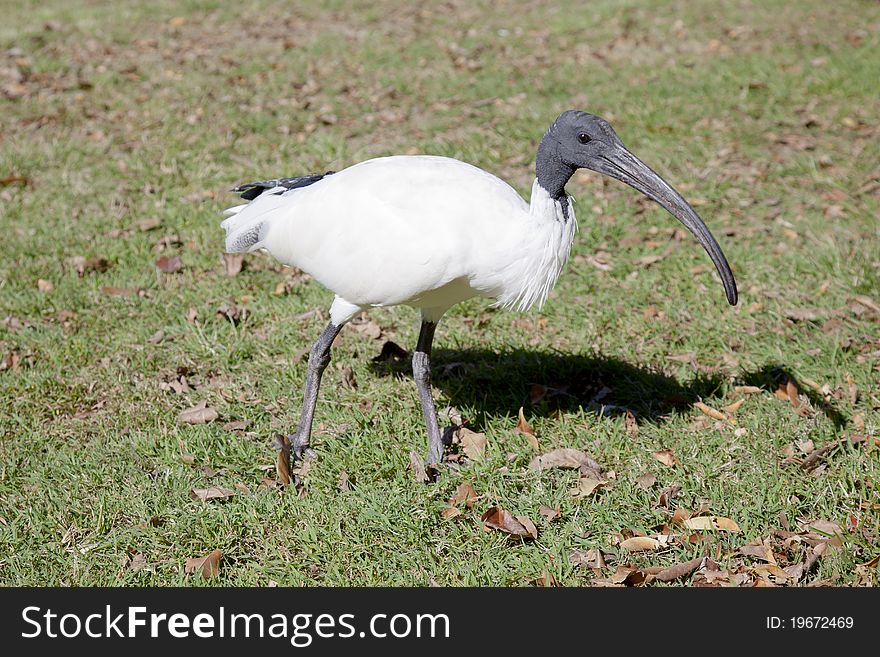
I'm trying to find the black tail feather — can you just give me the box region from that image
[231,171,335,200]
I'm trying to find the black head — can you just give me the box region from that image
[536,110,738,306]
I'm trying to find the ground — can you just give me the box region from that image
[0,0,878,586]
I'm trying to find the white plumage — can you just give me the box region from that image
[222,155,575,325]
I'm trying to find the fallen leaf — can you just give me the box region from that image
[529,447,602,478]
[635,472,656,489]
[539,505,561,522]
[734,385,762,394]
[784,308,828,322]
[684,515,741,532]
[185,549,222,579]
[156,255,183,273]
[274,434,291,486]
[190,487,234,501]
[694,401,727,421]
[449,482,478,508]
[178,400,218,425]
[223,253,244,276]
[625,410,639,438]
[459,428,487,460]
[482,507,537,539]
[570,548,605,568]
[620,536,661,552]
[409,450,429,483]
[440,506,462,519]
[571,477,605,499]
[532,571,559,587]
[721,398,745,413]
[337,470,350,492]
[652,557,703,582]
[234,482,251,495]
[350,319,382,340]
[0,174,28,186]
[339,365,357,390]
[515,407,538,449]
[129,554,148,572]
[37,279,54,292]
[652,449,678,467]
[136,218,162,232]
[101,286,141,297]
[223,420,248,432]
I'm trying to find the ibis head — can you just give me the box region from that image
[537,110,738,306]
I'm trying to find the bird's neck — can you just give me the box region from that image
[491,179,576,312]
[535,133,575,201]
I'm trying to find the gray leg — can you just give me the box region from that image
[413,320,443,465]
[290,321,343,461]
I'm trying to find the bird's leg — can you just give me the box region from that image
[290,321,343,462]
[413,320,443,466]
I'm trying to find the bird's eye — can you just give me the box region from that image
[577,132,591,144]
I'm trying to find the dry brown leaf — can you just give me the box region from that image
[734,385,762,394]
[652,557,703,582]
[571,477,605,499]
[339,365,357,390]
[185,549,222,579]
[156,255,183,273]
[721,398,745,413]
[449,482,478,508]
[459,428,487,460]
[529,447,602,478]
[694,401,727,421]
[516,515,539,539]
[652,449,678,467]
[337,470,350,492]
[101,286,141,297]
[178,400,218,425]
[481,507,537,539]
[409,450,429,483]
[223,253,244,276]
[129,554,148,572]
[234,482,251,495]
[635,472,656,489]
[37,279,54,292]
[620,536,661,552]
[570,548,606,568]
[136,217,162,232]
[685,515,741,532]
[223,420,248,432]
[625,410,639,438]
[351,320,382,340]
[275,434,291,486]
[532,571,559,587]
[440,506,462,520]
[515,406,539,449]
[190,487,234,501]
[539,505,561,522]
[0,174,28,186]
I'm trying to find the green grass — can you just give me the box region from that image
[1,0,878,586]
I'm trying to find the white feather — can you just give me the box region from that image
[222,155,577,323]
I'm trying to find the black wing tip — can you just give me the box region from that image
[230,171,336,200]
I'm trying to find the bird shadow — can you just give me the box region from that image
[369,345,727,430]
[738,363,848,430]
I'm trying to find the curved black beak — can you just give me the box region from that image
[588,144,738,305]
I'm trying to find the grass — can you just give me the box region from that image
[0,0,878,586]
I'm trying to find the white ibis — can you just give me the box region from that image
[222,110,737,469]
